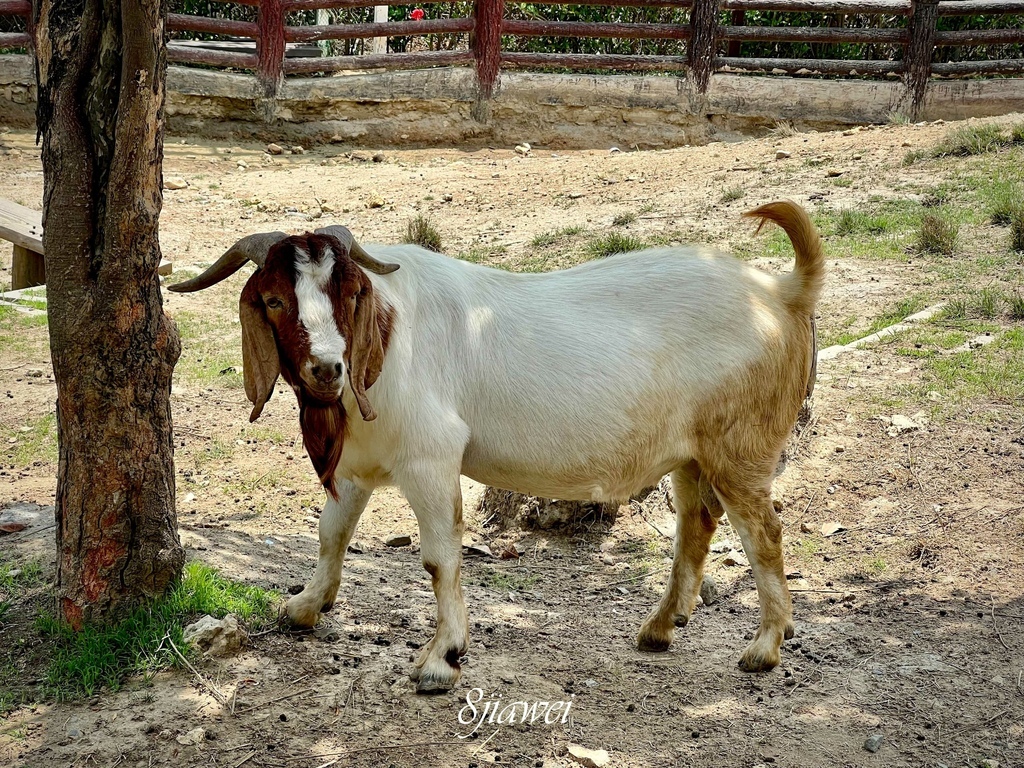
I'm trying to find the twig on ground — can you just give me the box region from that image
[163,633,229,706]
[230,751,257,768]
[235,687,314,715]
[282,741,463,762]
[991,595,1010,651]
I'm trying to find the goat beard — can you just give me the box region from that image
[298,396,347,499]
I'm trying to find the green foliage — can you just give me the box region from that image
[720,186,745,203]
[37,562,276,698]
[1012,208,1024,253]
[588,232,646,258]
[612,212,637,227]
[404,214,443,252]
[934,124,1015,158]
[917,213,959,255]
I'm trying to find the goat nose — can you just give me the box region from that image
[311,361,342,385]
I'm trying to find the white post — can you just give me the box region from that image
[371,5,388,55]
[317,8,331,56]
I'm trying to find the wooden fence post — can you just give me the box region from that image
[903,0,939,118]
[727,9,744,57]
[688,0,720,93]
[257,0,285,121]
[473,0,504,119]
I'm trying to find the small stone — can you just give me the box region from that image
[776,150,791,160]
[347,540,365,554]
[609,147,621,154]
[372,152,386,163]
[366,194,386,209]
[267,143,284,155]
[514,143,531,156]
[7,568,21,578]
[567,192,584,199]
[177,727,206,746]
[710,540,732,553]
[601,553,615,566]
[566,743,610,768]
[236,159,248,169]
[887,414,920,436]
[723,550,748,567]
[821,521,847,537]
[385,534,412,548]
[902,140,913,147]
[25,368,43,378]
[183,615,247,657]
[66,727,83,739]
[699,574,718,605]
[980,760,1000,768]
[291,145,305,155]
[442,193,453,202]
[800,522,814,534]
[826,169,844,177]
[863,733,883,753]
[163,178,188,190]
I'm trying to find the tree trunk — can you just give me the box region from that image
[34,0,184,628]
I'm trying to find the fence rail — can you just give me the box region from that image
[3,0,1024,118]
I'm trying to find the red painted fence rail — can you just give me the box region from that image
[2,0,1023,117]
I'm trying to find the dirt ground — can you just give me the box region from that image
[1,115,1023,768]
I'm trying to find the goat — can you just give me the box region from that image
[168,201,824,693]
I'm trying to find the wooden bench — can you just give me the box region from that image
[0,198,171,291]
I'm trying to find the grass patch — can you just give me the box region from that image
[0,558,45,625]
[934,123,1012,157]
[921,328,1024,406]
[1009,291,1024,321]
[172,311,244,389]
[612,212,637,227]
[917,213,959,255]
[403,214,443,253]
[1,413,58,468]
[984,181,1024,226]
[822,295,929,347]
[479,568,540,592]
[720,186,745,203]
[36,561,277,698]
[530,226,586,248]
[1012,208,1024,253]
[587,232,646,258]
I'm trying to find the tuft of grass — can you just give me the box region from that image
[403,214,443,252]
[612,212,637,227]
[887,111,912,126]
[1012,208,1024,253]
[985,181,1024,226]
[823,295,928,347]
[974,288,1002,320]
[2,413,58,468]
[835,209,893,236]
[587,232,646,258]
[479,568,540,592]
[720,186,745,203]
[769,119,799,137]
[917,213,959,255]
[530,226,585,248]
[36,561,277,698]
[1012,122,1024,144]
[934,123,1009,157]
[1008,291,1024,321]
[902,148,927,167]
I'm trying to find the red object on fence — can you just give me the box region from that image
[411,8,425,20]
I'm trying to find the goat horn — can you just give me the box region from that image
[315,225,401,275]
[166,231,288,293]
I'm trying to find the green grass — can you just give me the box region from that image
[403,214,443,252]
[822,295,929,347]
[934,123,1017,158]
[917,213,959,255]
[612,212,637,227]
[36,561,277,698]
[1,413,58,468]
[171,311,244,389]
[920,328,1024,406]
[0,557,45,626]
[479,568,540,592]
[720,186,745,203]
[984,181,1024,226]
[587,232,646,258]
[1012,208,1024,253]
[530,225,586,248]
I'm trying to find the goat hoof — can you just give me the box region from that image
[636,632,672,653]
[282,595,322,629]
[784,622,796,640]
[738,640,781,673]
[411,653,462,693]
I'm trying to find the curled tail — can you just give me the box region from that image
[743,200,824,315]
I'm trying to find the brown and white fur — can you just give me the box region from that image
[168,202,824,693]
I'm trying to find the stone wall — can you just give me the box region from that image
[2,54,1023,148]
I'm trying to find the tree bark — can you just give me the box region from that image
[34,0,184,628]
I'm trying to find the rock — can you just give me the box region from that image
[442,193,453,202]
[834,445,845,453]
[66,727,83,739]
[821,521,847,537]
[385,534,412,547]
[372,152,386,163]
[710,540,733,553]
[776,150,791,160]
[863,733,884,753]
[887,414,920,436]
[176,727,206,746]
[826,169,844,177]
[800,522,813,533]
[183,614,247,657]
[902,140,913,147]
[7,568,21,578]
[291,145,305,155]
[347,540,365,554]
[699,574,718,605]
[723,550,748,567]
[609,147,621,154]
[515,143,531,156]
[26,368,43,378]
[236,159,248,169]
[567,192,584,199]
[267,143,284,155]
[567,743,610,768]
[980,760,1000,768]
[601,553,615,566]
[163,177,188,190]
[366,194,386,209]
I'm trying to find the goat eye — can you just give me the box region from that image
[265,297,283,309]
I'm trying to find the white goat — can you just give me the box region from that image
[169,201,823,693]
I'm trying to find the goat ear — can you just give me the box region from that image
[240,279,280,422]
[347,278,384,422]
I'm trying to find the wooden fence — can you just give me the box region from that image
[2,0,1024,115]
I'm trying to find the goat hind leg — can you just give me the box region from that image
[637,464,718,651]
[284,479,371,627]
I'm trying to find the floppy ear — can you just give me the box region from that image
[240,278,280,422]
[347,275,384,422]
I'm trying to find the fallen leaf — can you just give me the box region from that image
[0,522,27,534]
[821,522,847,536]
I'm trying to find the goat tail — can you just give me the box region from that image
[743,200,824,315]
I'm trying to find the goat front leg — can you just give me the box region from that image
[285,479,372,628]
[401,468,468,693]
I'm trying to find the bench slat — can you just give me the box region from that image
[0,197,44,254]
